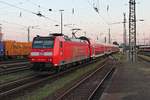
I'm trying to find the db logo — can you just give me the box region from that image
[39,52,44,55]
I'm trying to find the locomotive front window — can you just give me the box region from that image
[33,38,54,48]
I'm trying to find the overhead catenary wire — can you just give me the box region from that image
[1,18,54,32]
[21,0,76,19]
[0,0,78,32]
[0,19,27,27]
[0,0,111,37]
[0,1,34,14]
[0,0,59,23]
[25,0,49,12]
[86,0,109,26]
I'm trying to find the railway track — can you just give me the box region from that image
[0,74,39,93]
[56,60,115,100]
[0,58,107,99]
[0,65,31,75]
[88,67,115,100]
[0,73,50,98]
[0,60,31,75]
[0,72,37,85]
[0,59,28,64]
[0,61,29,69]
[138,55,150,62]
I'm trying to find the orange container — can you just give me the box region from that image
[4,40,32,57]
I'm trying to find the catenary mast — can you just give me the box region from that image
[129,0,136,62]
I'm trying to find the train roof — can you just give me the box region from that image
[139,45,150,48]
[93,41,119,47]
[34,35,119,47]
[34,35,89,43]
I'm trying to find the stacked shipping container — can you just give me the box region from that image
[0,40,32,59]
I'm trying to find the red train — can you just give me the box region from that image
[29,34,119,71]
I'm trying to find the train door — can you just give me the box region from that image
[59,41,65,65]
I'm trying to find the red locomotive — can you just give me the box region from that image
[30,34,119,71]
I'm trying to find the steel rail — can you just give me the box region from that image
[87,67,115,100]
[56,62,107,100]
[138,55,150,62]
[0,59,28,65]
[0,74,38,90]
[0,62,29,68]
[0,59,106,98]
[0,65,31,75]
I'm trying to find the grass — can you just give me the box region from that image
[112,52,126,63]
[138,54,150,62]
[15,60,104,100]
[0,70,34,84]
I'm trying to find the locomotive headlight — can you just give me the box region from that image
[43,52,52,56]
[31,52,39,56]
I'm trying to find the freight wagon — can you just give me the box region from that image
[0,42,4,60]
[0,40,32,60]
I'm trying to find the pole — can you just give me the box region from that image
[27,27,30,42]
[61,11,63,34]
[0,26,1,32]
[104,36,106,43]
[108,28,111,44]
[0,24,2,42]
[129,0,136,63]
[143,33,145,45]
[123,13,127,53]
[60,10,64,34]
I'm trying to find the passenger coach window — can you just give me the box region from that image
[60,41,63,48]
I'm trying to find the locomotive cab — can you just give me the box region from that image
[30,34,63,71]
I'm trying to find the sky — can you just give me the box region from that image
[0,0,149,45]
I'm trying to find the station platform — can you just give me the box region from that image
[100,59,150,100]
